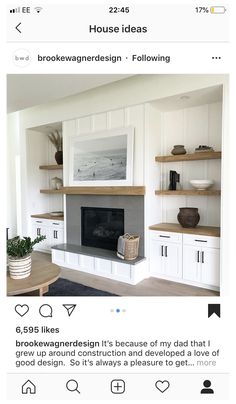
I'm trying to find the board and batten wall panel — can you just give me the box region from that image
[160,102,222,226]
[63,120,77,190]
[144,104,162,257]
[107,109,125,129]
[63,106,146,186]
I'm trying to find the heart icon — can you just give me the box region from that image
[15,304,29,317]
[155,380,170,393]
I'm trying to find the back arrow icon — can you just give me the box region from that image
[15,23,22,33]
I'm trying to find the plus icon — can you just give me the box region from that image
[111,379,125,394]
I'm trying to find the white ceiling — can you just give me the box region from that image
[153,85,223,112]
[7,74,133,113]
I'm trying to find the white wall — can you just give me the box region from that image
[26,129,63,217]
[7,113,19,237]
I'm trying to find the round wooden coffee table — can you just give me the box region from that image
[7,260,60,296]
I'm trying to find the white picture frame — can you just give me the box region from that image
[69,127,134,186]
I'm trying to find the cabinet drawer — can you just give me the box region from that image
[49,220,64,229]
[32,218,48,226]
[150,230,182,244]
[183,234,220,249]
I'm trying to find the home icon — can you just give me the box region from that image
[22,380,36,395]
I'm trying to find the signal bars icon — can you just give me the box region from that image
[9,7,20,13]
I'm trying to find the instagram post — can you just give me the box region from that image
[2,1,235,403]
[7,74,223,298]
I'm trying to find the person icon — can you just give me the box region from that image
[201,380,214,394]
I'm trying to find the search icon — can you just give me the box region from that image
[66,379,80,394]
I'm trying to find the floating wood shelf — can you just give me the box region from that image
[40,189,63,194]
[31,213,64,221]
[62,186,145,196]
[40,186,145,195]
[155,189,221,196]
[39,164,63,170]
[149,223,220,237]
[155,151,221,163]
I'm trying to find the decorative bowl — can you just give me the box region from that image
[190,180,214,190]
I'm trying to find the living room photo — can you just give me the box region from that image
[6,74,227,297]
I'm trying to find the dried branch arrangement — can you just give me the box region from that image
[47,130,62,151]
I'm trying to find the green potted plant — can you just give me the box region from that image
[7,235,46,279]
[48,130,63,164]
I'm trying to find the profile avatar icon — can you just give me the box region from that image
[201,380,214,394]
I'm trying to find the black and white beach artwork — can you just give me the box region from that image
[73,134,127,181]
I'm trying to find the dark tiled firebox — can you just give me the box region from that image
[66,195,145,256]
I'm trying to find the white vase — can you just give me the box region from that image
[8,255,32,279]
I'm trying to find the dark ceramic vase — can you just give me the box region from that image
[55,151,63,165]
[177,207,200,228]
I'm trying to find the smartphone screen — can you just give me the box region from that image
[2,1,235,403]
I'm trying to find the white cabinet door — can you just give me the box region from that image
[183,244,220,288]
[200,247,220,287]
[79,255,95,273]
[164,243,182,279]
[112,261,132,282]
[183,245,201,282]
[150,238,182,279]
[94,258,112,276]
[52,249,65,266]
[32,222,49,251]
[50,227,64,246]
[149,239,164,275]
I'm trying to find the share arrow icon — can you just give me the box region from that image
[63,304,77,317]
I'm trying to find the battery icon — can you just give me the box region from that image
[210,6,226,14]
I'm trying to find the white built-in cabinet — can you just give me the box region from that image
[32,218,64,252]
[182,234,220,287]
[149,231,182,279]
[150,230,220,290]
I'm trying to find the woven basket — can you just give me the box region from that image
[117,233,140,260]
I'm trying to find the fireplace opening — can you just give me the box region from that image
[81,207,124,251]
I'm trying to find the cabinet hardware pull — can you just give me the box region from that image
[194,239,207,242]
[197,251,200,263]
[161,245,164,256]
[37,228,41,236]
[36,220,42,223]
[159,235,170,238]
[165,246,168,257]
[55,231,58,239]
[53,223,59,225]
[202,251,204,263]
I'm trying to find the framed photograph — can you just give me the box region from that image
[69,127,134,186]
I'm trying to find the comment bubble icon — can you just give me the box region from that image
[39,304,53,318]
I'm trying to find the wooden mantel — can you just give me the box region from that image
[61,186,146,196]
